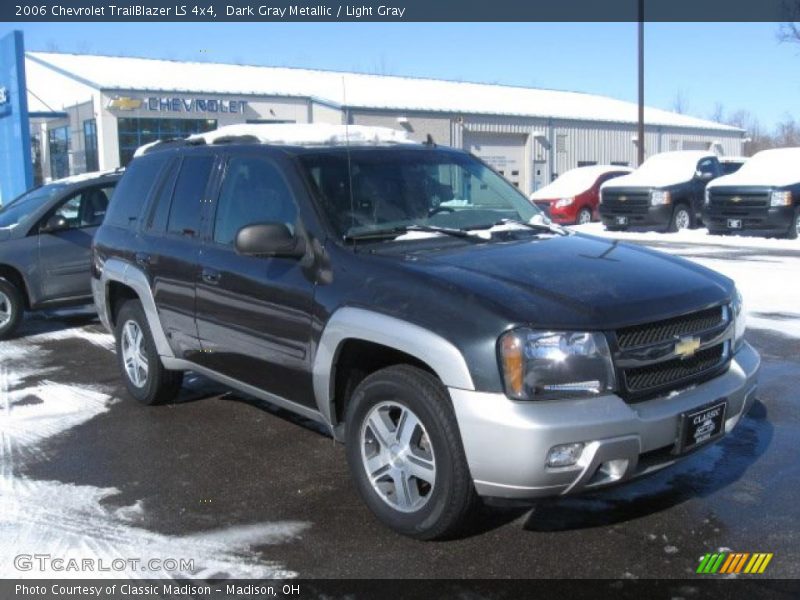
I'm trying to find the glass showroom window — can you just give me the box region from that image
[84,119,99,172]
[117,118,217,166]
[48,126,71,180]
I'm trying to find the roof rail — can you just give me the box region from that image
[209,134,261,145]
[134,137,207,158]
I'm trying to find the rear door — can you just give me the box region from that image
[193,151,316,406]
[145,153,218,360]
[38,183,115,301]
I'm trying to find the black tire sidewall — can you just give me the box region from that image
[115,300,167,405]
[345,370,466,538]
[0,278,24,340]
[787,207,800,240]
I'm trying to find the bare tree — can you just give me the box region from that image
[709,102,725,123]
[671,90,690,114]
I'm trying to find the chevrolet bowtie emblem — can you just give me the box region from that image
[731,196,742,203]
[675,336,702,359]
[619,196,627,202]
[107,97,142,111]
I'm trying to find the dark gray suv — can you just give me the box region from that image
[0,171,120,339]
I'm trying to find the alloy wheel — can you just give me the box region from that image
[578,209,592,225]
[675,208,691,230]
[0,291,11,328]
[360,401,436,513]
[121,320,149,388]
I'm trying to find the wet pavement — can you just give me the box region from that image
[1,244,798,580]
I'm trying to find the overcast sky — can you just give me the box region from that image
[5,22,798,128]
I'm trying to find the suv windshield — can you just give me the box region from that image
[298,148,541,239]
[0,185,64,229]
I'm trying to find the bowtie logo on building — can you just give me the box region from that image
[107,96,143,111]
[697,552,773,575]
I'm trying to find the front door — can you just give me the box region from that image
[194,153,316,406]
[38,184,115,302]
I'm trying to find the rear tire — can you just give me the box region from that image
[668,204,692,233]
[345,365,478,540]
[115,299,183,405]
[0,278,23,340]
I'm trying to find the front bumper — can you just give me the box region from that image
[704,205,794,236]
[449,341,760,499]
[600,204,673,228]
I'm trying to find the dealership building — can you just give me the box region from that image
[24,51,745,193]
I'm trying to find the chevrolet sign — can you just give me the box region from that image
[107,97,143,111]
[674,336,702,359]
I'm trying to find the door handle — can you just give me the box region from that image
[135,252,152,267]
[201,268,221,285]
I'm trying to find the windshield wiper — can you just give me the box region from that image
[344,223,483,242]
[490,218,568,236]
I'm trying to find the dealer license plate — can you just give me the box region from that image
[675,400,727,454]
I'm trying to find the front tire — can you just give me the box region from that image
[576,207,593,225]
[345,365,478,540]
[115,299,183,405]
[786,207,799,240]
[0,278,23,340]
[668,204,692,232]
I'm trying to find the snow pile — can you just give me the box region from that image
[708,147,800,188]
[530,165,631,200]
[188,123,415,147]
[602,151,714,189]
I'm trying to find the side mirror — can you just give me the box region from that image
[41,215,68,233]
[696,170,714,181]
[234,222,306,258]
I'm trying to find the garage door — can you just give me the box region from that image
[463,132,527,189]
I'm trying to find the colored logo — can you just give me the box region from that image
[697,552,773,575]
[674,336,701,359]
[107,97,143,111]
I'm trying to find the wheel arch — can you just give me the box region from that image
[0,264,31,309]
[313,307,475,434]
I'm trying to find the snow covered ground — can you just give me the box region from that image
[573,223,800,339]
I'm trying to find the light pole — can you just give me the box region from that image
[637,0,645,167]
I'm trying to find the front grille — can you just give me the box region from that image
[624,344,725,393]
[616,306,724,349]
[708,193,769,210]
[602,192,650,208]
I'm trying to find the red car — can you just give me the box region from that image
[529,165,632,225]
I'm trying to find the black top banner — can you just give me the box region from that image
[2,0,798,22]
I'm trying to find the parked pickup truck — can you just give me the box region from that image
[704,148,800,239]
[92,124,759,539]
[530,165,631,225]
[0,170,120,339]
[600,151,722,232]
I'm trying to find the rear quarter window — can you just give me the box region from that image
[104,155,168,228]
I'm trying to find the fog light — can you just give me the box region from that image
[546,442,585,468]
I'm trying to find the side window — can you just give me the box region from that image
[105,155,167,228]
[167,155,215,237]
[213,156,298,246]
[51,185,115,229]
[146,157,180,233]
[697,158,716,176]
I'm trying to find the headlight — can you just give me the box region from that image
[770,190,792,207]
[732,288,746,351]
[650,190,672,206]
[499,329,616,400]
[554,197,574,208]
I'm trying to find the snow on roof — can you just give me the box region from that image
[530,165,631,200]
[25,51,742,132]
[186,123,415,147]
[708,147,800,188]
[603,151,715,189]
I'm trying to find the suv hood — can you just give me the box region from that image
[601,170,687,190]
[388,234,733,330]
